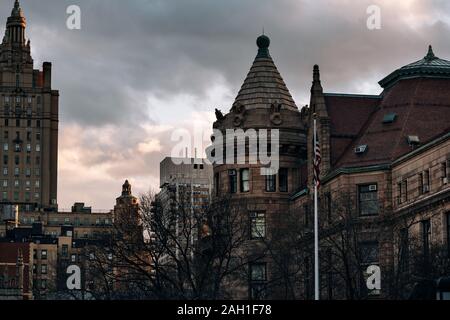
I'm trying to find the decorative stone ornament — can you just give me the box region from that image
[270,103,283,126]
[232,103,246,127]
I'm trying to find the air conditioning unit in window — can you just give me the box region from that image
[369,185,377,191]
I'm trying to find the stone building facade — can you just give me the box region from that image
[211,36,449,300]
[294,46,450,299]
[212,35,307,299]
[0,1,59,212]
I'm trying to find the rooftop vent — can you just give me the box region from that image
[355,145,368,154]
[407,135,420,145]
[383,113,397,124]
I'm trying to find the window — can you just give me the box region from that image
[36,120,41,128]
[36,132,41,141]
[399,228,409,272]
[442,162,448,185]
[358,184,379,216]
[62,245,68,258]
[14,155,19,165]
[360,242,379,266]
[3,155,7,165]
[228,170,237,193]
[279,168,288,192]
[424,170,430,193]
[447,213,450,257]
[3,143,8,151]
[36,144,40,152]
[250,212,266,239]
[35,180,40,188]
[14,180,19,188]
[71,254,77,263]
[25,168,31,177]
[214,173,220,197]
[13,192,19,201]
[2,180,7,188]
[41,264,47,275]
[240,168,250,193]
[265,174,276,192]
[304,204,311,228]
[382,113,397,124]
[2,192,7,200]
[421,220,431,259]
[26,143,31,152]
[41,250,47,260]
[402,180,408,202]
[326,192,332,223]
[418,173,424,195]
[3,168,7,176]
[249,263,267,300]
[14,167,19,176]
[3,131,8,139]
[16,119,20,127]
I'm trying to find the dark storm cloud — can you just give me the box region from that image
[3,0,450,125]
[1,0,449,208]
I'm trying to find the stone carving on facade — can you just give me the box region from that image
[270,103,283,126]
[232,103,246,127]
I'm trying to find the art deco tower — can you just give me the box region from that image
[0,1,59,211]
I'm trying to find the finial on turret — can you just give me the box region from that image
[256,34,271,58]
[313,64,321,82]
[425,45,437,62]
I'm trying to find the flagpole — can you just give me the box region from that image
[313,114,319,301]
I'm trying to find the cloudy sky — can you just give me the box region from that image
[1,0,449,209]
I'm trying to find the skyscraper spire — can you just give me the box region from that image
[3,0,27,45]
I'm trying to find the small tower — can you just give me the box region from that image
[114,180,142,241]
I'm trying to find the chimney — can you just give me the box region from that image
[43,62,52,89]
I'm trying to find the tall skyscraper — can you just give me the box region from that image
[0,1,59,212]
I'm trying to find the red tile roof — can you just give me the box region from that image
[331,78,450,168]
[324,94,380,166]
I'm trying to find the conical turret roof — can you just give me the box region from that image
[232,35,298,111]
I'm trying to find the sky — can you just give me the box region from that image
[1,0,449,210]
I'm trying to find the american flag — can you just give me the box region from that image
[313,135,321,188]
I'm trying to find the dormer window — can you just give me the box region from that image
[383,113,397,124]
[355,145,368,154]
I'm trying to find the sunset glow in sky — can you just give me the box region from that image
[2,0,449,209]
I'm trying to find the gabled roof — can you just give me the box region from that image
[379,46,450,89]
[232,35,297,111]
